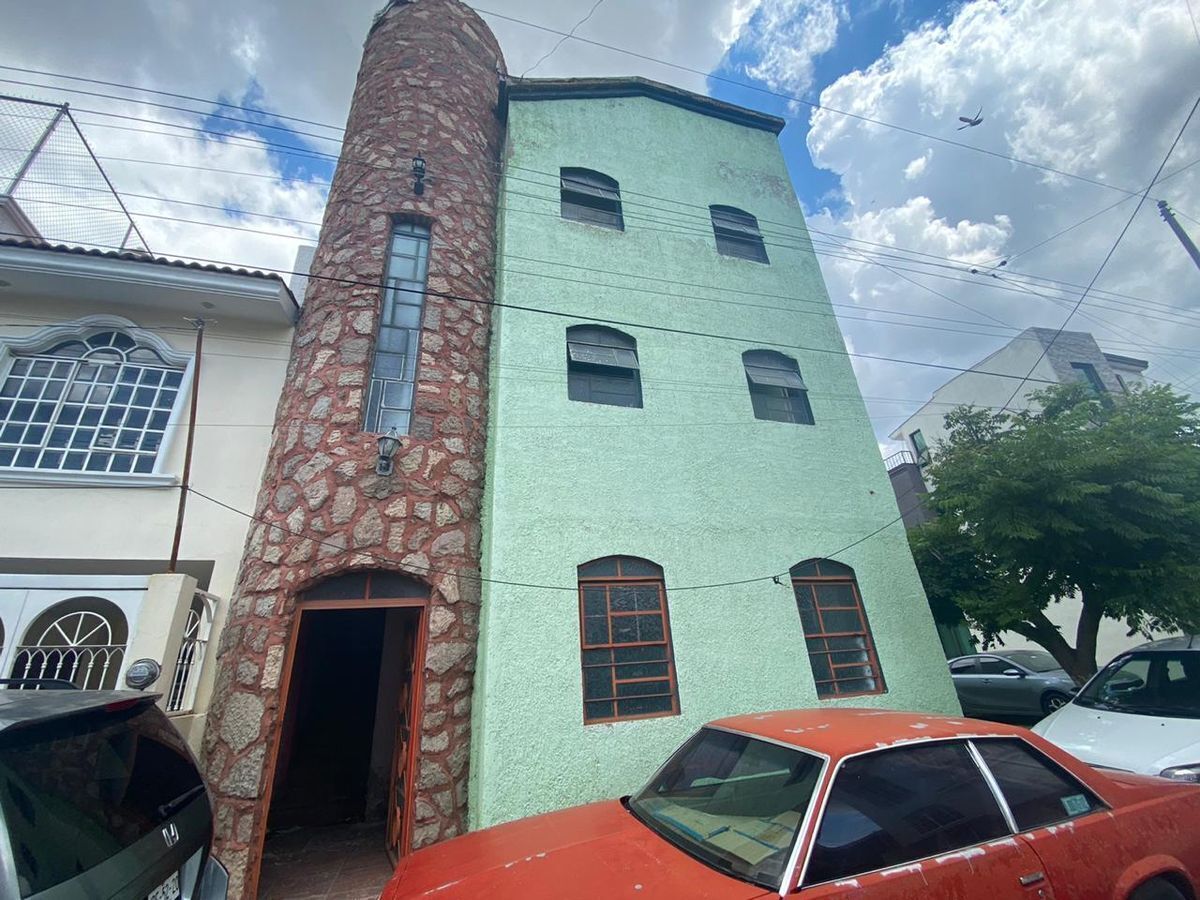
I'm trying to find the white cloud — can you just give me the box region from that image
[0,0,753,275]
[777,0,1200,446]
[739,0,845,96]
[903,150,930,180]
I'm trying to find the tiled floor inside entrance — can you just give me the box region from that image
[257,822,395,899]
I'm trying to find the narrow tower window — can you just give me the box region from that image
[578,556,680,723]
[791,559,886,698]
[711,205,769,263]
[566,326,642,408]
[561,168,624,230]
[743,350,813,425]
[366,222,430,434]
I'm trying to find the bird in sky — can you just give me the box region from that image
[957,106,984,130]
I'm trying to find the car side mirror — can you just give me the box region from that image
[1003,668,1025,678]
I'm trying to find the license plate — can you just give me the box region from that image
[148,872,180,900]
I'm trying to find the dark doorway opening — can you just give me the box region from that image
[259,597,422,899]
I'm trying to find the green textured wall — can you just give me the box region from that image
[469,94,960,830]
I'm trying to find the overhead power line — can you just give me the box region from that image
[999,94,1200,411]
[5,82,1198,319]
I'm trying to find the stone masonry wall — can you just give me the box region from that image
[200,3,506,896]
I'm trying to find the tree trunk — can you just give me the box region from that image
[1010,602,1102,684]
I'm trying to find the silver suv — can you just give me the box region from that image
[0,689,228,899]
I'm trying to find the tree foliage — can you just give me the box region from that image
[909,382,1200,682]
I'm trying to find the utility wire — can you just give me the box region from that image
[998,94,1200,412]
[4,92,1197,316]
[0,226,1087,387]
[521,0,608,77]
[7,78,1197,319]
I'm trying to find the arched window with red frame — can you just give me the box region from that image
[578,556,680,724]
[790,559,886,699]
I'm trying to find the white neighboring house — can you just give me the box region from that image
[0,235,296,748]
[888,327,1168,667]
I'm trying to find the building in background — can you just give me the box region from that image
[888,327,1161,665]
[471,76,960,830]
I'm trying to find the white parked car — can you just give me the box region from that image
[1033,636,1200,782]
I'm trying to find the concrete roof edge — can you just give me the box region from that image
[505,76,786,134]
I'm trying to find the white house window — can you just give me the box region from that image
[9,597,129,690]
[0,329,185,474]
[166,594,211,713]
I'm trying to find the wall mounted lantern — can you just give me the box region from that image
[412,155,427,195]
[125,658,162,690]
[376,428,402,476]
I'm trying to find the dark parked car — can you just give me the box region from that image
[949,649,1078,717]
[0,689,227,899]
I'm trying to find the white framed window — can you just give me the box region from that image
[166,591,215,713]
[0,315,191,486]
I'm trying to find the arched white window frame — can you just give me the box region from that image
[166,590,217,713]
[0,315,193,487]
[10,595,131,690]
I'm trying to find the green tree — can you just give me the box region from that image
[909,382,1200,683]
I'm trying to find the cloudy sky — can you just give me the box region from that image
[2,0,1198,450]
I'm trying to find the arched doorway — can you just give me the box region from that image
[10,597,129,689]
[258,571,427,897]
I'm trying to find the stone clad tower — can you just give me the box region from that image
[200,2,505,895]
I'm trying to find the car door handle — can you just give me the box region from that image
[1020,872,1046,887]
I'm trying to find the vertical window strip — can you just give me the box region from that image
[792,566,886,699]
[366,222,430,434]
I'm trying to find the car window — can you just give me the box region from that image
[973,739,1103,831]
[1076,652,1200,719]
[803,742,1009,886]
[629,728,823,890]
[977,657,1010,675]
[0,701,204,898]
[950,659,977,675]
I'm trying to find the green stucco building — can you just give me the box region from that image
[470,77,960,829]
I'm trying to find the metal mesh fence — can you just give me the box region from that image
[0,97,149,253]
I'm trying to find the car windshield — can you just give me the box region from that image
[627,727,822,890]
[1075,651,1200,719]
[1001,650,1063,673]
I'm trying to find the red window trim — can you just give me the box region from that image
[792,570,887,699]
[577,560,681,725]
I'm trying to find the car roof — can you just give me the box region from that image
[710,708,1029,758]
[1129,635,1199,652]
[0,689,157,734]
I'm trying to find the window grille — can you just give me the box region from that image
[0,330,184,474]
[578,556,680,723]
[791,559,885,698]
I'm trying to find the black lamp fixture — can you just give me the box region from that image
[376,428,402,476]
[412,155,427,195]
[124,658,162,690]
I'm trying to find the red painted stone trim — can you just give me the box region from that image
[199,3,506,897]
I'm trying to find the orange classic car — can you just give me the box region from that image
[381,709,1200,899]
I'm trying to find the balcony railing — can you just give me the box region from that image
[884,449,917,471]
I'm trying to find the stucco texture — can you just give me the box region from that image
[470,95,960,829]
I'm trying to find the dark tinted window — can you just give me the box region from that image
[950,658,977,674]
[0,701,205,897]
[804,742,1008,886]
[1070,362,1107,394]
[743,350,813,425]
[711,205,769,263]
[561,168,623,230]
[977,657,1010,675]
[566,326,642,408]
[973,739,1103,831]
